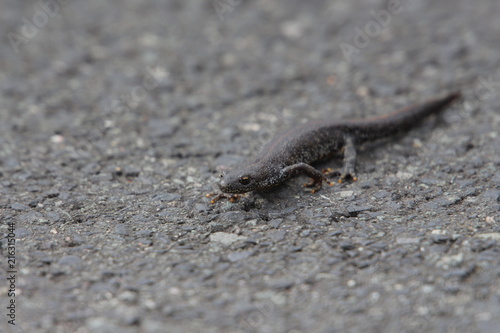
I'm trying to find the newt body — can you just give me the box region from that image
[217,92,460,194]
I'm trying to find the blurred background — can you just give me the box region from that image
[1,1,499,332]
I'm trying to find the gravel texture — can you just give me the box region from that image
[1,0,499,332]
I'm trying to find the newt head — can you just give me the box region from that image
[217,164,280,194]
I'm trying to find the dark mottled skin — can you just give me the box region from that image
[217,92,460,194]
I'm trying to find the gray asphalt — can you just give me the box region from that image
[1,0,499,332]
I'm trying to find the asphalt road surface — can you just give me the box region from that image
[1,0,499,332]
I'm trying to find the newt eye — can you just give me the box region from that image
[238,176,251,185]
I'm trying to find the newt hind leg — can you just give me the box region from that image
[338,135,358,183]
[322,135,358,183]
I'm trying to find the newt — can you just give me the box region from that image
[211,92,460,200]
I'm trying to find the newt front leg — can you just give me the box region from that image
[206,192,241,203]
[281,163,333,193]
